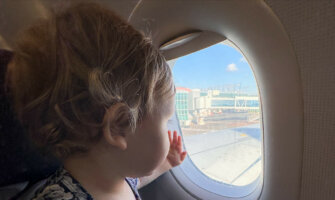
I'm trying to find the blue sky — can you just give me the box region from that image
[171,43,259,95]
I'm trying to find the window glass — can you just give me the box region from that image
[170,41,262,186]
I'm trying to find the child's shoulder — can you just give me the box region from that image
[31,167,93,200]
[30,168,142,200]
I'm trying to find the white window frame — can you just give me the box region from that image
[168,41,263,198]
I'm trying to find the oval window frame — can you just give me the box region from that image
[167,39,263,198]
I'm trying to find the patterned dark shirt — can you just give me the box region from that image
[31,167,141,200]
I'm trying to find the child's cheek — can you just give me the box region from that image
[151,127,169,166]
[161,127,170,159]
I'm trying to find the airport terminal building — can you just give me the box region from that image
[175,87,260,126]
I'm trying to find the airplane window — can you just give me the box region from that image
[169,40,262,195]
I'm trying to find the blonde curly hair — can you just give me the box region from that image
[6,2,174,159]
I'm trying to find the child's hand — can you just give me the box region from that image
[138,130,187,188]
[166,130,187,168]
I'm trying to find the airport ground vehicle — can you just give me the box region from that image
[0,1,334,199]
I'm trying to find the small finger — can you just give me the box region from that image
[168,130,172,144]
[173,130,178,145]
[177,136,182,153]
[180,151,187,161]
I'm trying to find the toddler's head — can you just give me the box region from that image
[6,2,175,174]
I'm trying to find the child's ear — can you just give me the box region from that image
[102,103,131,150]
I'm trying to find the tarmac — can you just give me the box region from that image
[183,123,262,186]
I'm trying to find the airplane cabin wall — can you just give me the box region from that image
[0,1,334,200]
[265,1,335,199]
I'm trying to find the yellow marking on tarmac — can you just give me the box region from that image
[240,133,247,137]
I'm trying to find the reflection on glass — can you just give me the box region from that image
[171,41,262,186]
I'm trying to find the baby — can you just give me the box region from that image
[6,2,187,200]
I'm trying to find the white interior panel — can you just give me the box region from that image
[265,1,335,199]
